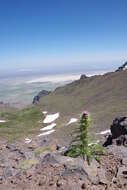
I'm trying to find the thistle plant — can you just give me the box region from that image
[65,110,90,159]
[65,110,104,164]
[79,111,91,160]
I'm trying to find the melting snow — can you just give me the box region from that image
[66,118,78,125]
[42,111,48,115]
[97,129,111,135]
[40,123,56,131]
[0,120,6,123]
[38,130,55,137]
[43,113,59,124]
[25,138,32,144]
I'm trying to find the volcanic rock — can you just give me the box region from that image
[80,74,87,80]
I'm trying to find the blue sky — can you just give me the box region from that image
[0,0,127,73]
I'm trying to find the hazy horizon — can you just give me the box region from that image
[0,60,123,78]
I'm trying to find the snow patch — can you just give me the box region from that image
[0,120,6,123]
[97,129,111,135]
[66,118,78,125]
[40,123,56,131]
[25,138,32,144]
[43,113,59,124]
[38,130,55,137]
[42,111,48,115]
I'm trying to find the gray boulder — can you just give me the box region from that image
[111,117,127,138]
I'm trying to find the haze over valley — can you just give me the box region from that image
[0,68,111,107]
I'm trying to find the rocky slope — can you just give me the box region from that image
[0,119,127,190]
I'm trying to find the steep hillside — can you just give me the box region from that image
[0,106,43,141]
[37,69,127,133]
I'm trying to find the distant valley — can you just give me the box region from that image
[0,70,107,108]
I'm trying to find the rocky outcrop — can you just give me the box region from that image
[111,117,127,138]
[104,116,127,147]
[115,61,127,72]
[33,90,51,104]
[80,74,87,80]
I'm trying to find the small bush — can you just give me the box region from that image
[65,145,81,158]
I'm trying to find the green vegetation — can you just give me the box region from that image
[65,112,105,164]
[0,106,43,141]
[89,144,105,162]
[79,111,90,159]
[34,146,51,156]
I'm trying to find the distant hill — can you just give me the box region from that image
[37,66,127,133]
